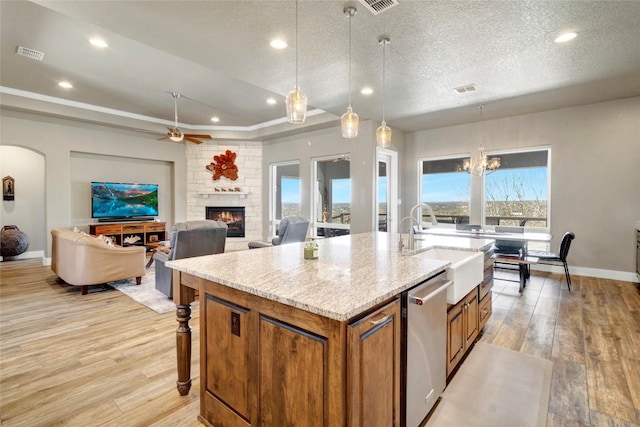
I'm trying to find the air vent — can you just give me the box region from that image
[358,0,399,15]
[16,46,45,61]
[454,84,477,94]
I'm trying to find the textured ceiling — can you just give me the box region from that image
[1,0,639,139]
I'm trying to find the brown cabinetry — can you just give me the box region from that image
[198,276,400,427]
[348,300,401,427]
[89,222,165,250]
[446,288,478,377]
[446,248,493,378]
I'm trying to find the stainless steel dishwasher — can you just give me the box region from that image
[402,272,452,427]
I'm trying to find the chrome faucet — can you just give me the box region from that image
[401,203,438,251]
[399,216,420,250]
[409,203,438,229]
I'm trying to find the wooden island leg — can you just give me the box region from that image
[173,269,197,396]
[176,303,192,396]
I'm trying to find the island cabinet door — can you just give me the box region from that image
[347,299,401,427]
[201,294,253,426]
[463,290,479,349]
[446,302,465,377]
[257,316,328,427]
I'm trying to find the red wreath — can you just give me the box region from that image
[206,150,239,181]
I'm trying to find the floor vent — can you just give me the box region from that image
[454,84,477,94]
[16,46,45,61]
[358,0,399,15]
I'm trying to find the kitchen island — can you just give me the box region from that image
[167,232,493,427]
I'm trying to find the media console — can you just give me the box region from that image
[89,221,166,251]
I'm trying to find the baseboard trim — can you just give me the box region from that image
[531,264,639,283]
[0,250,44,262]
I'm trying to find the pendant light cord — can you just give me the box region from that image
[174,94,179,127]
[382,40,386,122]
[348,13,352,108]
[295,0,299,87]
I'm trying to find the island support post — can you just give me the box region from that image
[173,269,198,396]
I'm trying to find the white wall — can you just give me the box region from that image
[404,97,640,276]
[69,152,174,227]
[0,109,187,260]
[0,146,45,259]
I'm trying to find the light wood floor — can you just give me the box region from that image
[483,270,640,427]
[1,259,639,426]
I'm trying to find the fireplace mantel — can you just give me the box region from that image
[198,191,249,198]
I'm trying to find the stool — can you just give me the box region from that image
[0,225,30,260]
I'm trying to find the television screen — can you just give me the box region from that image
[91,182,158,219]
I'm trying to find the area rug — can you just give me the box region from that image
[108,271,177,314]
[426,342,552,427]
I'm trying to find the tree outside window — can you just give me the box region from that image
[484,150,549,228]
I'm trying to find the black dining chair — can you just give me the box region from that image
[529,231,575,291]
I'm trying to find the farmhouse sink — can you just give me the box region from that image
[420,248,484,304]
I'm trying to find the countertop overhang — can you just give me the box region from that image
[167,231,494,322]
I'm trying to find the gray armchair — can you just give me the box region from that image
[154,220,227,298]
[248,216,309,249]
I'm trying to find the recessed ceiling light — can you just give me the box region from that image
[554,32,577,43]
[89,37,108,48]
[211,116,220,123]
[58,81,73,89]
[266,98,277,105]
[361,87,374,95]
[270,39,288,49]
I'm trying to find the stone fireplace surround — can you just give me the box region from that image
[185,142,262,252]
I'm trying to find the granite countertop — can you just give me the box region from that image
[166,231,494,322]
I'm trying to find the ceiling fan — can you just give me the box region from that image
[158,92,212,144]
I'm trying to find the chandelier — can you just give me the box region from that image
[459,146,501,176]
[458,105,500,176]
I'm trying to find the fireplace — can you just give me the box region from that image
[206,206,245,238]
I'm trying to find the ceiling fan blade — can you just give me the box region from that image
[183,134,212,139]
[184,137,204,144]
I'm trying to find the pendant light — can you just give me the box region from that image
[376,36,391,148]
[286,0,307,124]
[341,6,359,139]
[463,105,501,176]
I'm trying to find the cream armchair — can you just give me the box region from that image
[51,228,146,295]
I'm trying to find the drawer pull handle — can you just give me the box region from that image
[370,314,391,325]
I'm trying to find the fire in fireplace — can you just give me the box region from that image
[206,206,245,238]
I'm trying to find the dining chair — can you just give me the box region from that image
[529,231,575,291]
[492,226,528,287]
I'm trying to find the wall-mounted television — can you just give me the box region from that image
[91,182,158,221]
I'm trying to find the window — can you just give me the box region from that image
[378,161,388,231]
[331,178,351,224]
[484,149,549,229]
[313,155,351,237]
[420,156,471,225]
[271,161,300,226]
